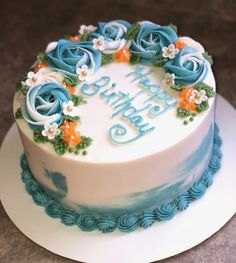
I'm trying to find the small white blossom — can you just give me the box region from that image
[62,101,79,117]
[162,44,179,59]
[42,123,60,140]
[76,65,93,81]
[25,68,63,86]
[92,36,107,51]
[26,71,43,86]
[79,24,97,35]
[162,73,175,88]
[190,90,208,104]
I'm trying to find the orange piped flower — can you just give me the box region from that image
[62,82,75,95]
[180,87,194,100]
[179,100,196,111]
[115,48,131,62]
[179,87,196,112]
[64,132,81,147]
[60,120,78,134]
[69,36,81,42]
[175,40,185,49]
[60,120,81,147]
[34,62,48,72]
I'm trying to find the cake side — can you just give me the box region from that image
[19,124,222,232]
[16,102,215,216]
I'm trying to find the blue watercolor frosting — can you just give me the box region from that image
[19,123,222,233]
[44,169,68,195]
[130,22,177,63]
[47,40,102,75]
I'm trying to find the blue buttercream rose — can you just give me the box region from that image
[163,46,210,86]
[92,20,131,54]
[130,22,177,63]
[46,40,102,75]
[21,82,71,128]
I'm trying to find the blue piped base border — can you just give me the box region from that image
[20,124,222,233]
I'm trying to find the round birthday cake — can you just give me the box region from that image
[13,20,222,233]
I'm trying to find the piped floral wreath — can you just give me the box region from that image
[15,20,215,155]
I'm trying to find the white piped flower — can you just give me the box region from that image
[92,36,107,51]
[62,101,79,117]
[79,24,97,35]
[25,68,63,86]
[162,44,179,59]
[76,65,93,81]
[162,73,175,88]
[190,90,208,104]
[42,123,60,140]
[26,71,43,86]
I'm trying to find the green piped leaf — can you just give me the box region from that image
[153,58,168,67]
[195,82,215,98]
[129,53,141,65]
[169,23,178,33]
[75,136,93,153]
[177,107,192,118]
[72,94,87,106]
[203,52,213,65]
[64,34,71,39]
[16,82,28,95]
[38,52,48,62]
[33,130,49,143]
[196,101,209,113]
[125,23,141,40]
[16,73,28,94]
[101,53,115,65]
[170,84,184,92]
[63,115,80,122]
[80,32,91,41]
[52,138,68,156]
[15,108,23,119]
[63,75,80,87]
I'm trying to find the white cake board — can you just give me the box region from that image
[0,95,236,263]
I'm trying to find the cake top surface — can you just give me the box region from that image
[14,20,215,163]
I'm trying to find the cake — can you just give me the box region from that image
[13,20,222,233]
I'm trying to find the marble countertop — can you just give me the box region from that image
[0,0,236,262]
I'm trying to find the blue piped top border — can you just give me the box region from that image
[20,123,222,233]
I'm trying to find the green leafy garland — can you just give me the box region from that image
[33,129,92,156]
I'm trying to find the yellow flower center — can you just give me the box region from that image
[67,105,73,112]
[48,128,54,134]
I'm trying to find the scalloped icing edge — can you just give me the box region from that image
[20,123,222,233]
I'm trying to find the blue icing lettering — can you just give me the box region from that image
[126,65,154,83]
[126,66,177,116]
[79,65,177,144]
[81,76,110,96]
[109,123,155,144]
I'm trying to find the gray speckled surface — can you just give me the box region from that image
[0,0,236,262]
